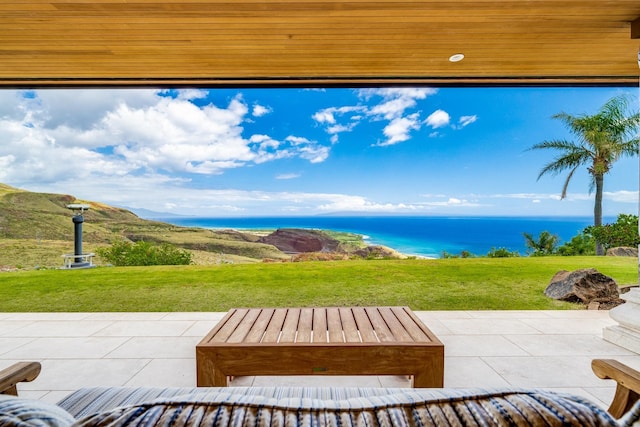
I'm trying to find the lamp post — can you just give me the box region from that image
[65,204,93,268]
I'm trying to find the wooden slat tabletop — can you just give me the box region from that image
[326,307,344,343]
[243,308,274,343]
[352,307,379,343]
[226,309,260,343]
[339,307,361,343]
[379,307,414,342]
[297,308,313,343]
[262,309,287,343]
[205,307,439,346]
[279,308,299,343]
[207,308,248,343]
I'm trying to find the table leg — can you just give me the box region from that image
[413,368,444,388]
[212,368,228,387]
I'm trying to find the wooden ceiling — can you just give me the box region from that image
[1,1,640,87]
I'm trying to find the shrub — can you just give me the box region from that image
[440,251,458,259]
[96,240,193,266]
[486,247,520,258]
[441,250,475,259]
[557,231,596,256]
[586,214,640,250]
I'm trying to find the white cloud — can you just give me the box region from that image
[0,111,136,184]
[487,193,564,200]
[425,110,450,129]
[311,106,367,143]
[35,89,160,129]
[316,194,421,212]
[284,136,330,163]
[375,113,421,146]
[423,190,640,209]
[298,145,330,163]
[369,97,418,121]
[109,188,432,216]
[276,173,301,180]
[252,104,272,117]
[458,115,477,127]
[327,123,358,135]
[20,171,429,215]
[359,88,436,103]
[175,89,208,101]
[312,110,336,124]
[203,205,246,212]
[285,136,311,146]
[0,90,333,187]
[604,190,638,203]
[422,197,482,208]
[312,106,365,125]
[362,88,435,120]
[313,88,439,146]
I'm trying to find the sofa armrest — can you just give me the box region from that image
[0,362,41,396]
[592,358,640,418]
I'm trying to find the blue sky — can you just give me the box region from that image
[0,87,637,217]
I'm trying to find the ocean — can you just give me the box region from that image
[154,216,602,258]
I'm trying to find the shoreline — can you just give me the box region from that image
[191,224,436,260]
[154,216,597,259]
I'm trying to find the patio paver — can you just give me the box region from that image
[1,310,637,410]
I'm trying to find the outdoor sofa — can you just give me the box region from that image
[1,359,640,426]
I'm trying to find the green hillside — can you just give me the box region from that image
[0,184,288,268]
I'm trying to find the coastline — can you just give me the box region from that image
[199,226,416,259]
[153,215,598,259]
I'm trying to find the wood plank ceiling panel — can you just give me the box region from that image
[0,0,639,87]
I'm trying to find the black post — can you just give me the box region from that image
[72,214,84,264]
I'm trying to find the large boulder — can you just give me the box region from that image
[544,268,620,305]
[606,247,638,257]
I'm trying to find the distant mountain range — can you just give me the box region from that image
[122,206,188,220]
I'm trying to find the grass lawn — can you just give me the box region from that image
[0,256,636,312]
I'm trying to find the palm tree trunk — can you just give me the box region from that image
[594,173,604,255]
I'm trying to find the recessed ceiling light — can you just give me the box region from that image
[449,54,465,62]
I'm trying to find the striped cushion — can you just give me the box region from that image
[58,386,411,418]
[71,388,619,427]
[0,395,75,427]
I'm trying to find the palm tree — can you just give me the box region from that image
[523,230,559,256]
[529,95,640,255]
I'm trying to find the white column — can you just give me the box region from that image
[604,289,640,353]
[604,78,640,353]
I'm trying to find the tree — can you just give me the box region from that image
[586,214,640,251]
[523,230,559,256]
[529,95,640,255]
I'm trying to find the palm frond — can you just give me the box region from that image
[587,175,596,195]
[534,141,591,180]
[529,139,582,152]
[560,166,580,199]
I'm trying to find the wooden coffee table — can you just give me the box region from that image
[196,306,444,387]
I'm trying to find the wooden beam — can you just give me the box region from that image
[1,76,638,89]
[632,17,640,39]
[1,1,639,87]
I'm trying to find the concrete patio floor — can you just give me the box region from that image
[1,310,638,410]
